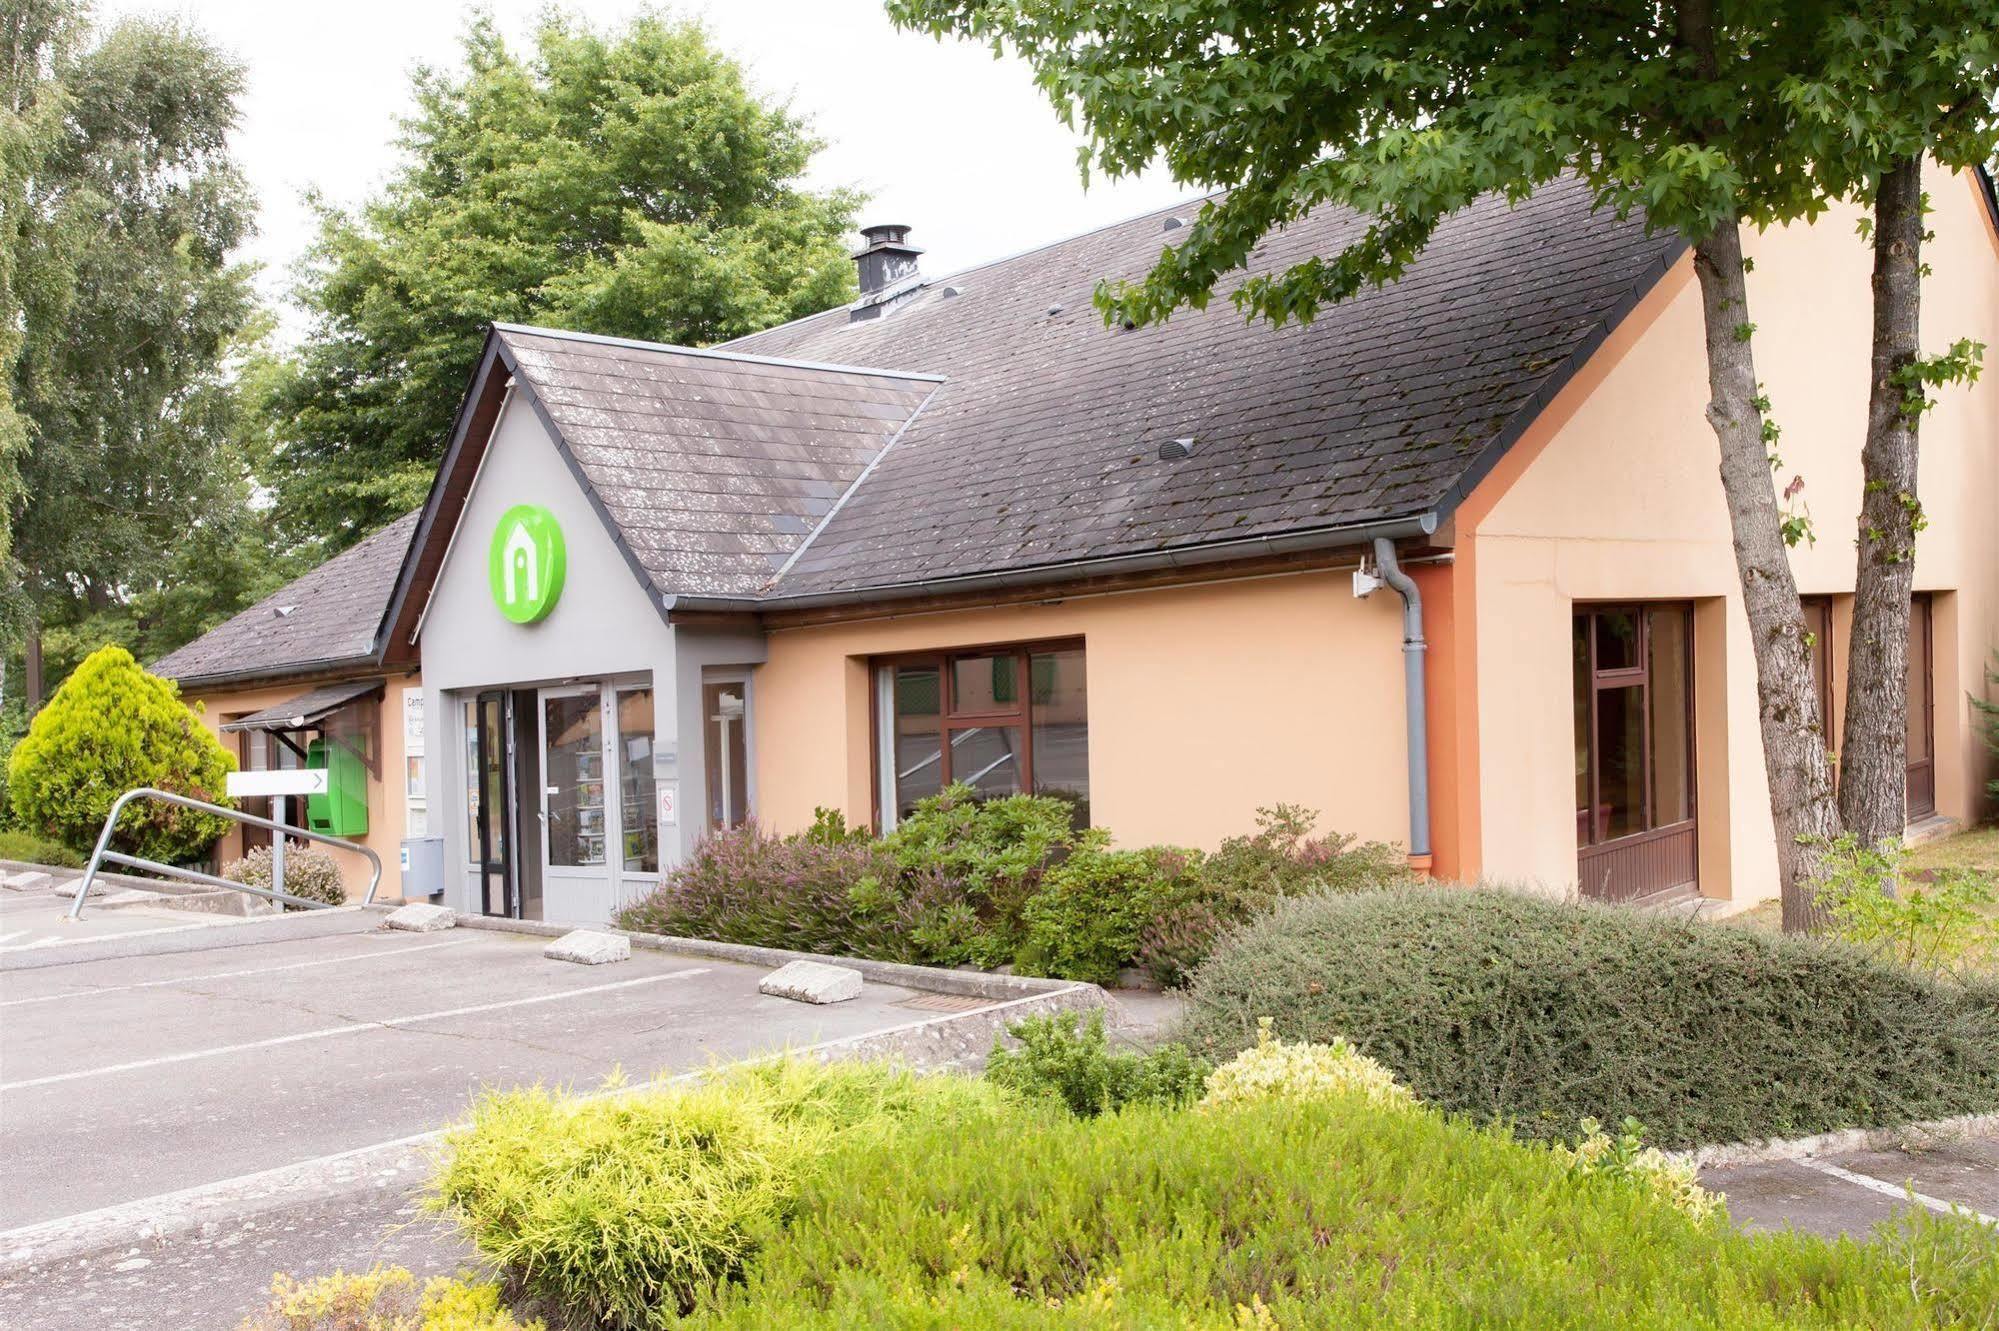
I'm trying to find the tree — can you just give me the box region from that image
[1779,13,1993,850]
[8,645,235,861]
[5,4,262,711]
[889,0,1998,928]
[262,10,860,548]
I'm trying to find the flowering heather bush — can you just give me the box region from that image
[1199,1017,1414,1112]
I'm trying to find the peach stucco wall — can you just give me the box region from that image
[1460,168,1999,907]
[184,674,421,903]
[752,573,1419,853]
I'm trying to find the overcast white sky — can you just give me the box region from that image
[97,0,1194,339]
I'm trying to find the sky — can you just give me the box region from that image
[96,0,1196,340]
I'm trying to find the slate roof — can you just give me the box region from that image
[152,510,421,689]
[494,329,939,599]
[716,175,1684,602]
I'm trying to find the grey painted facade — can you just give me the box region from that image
[418,390,763,923]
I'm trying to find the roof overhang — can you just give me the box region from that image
[218,678,385,733]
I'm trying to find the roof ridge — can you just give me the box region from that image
[493,323,943,384]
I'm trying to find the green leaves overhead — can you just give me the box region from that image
[887,0,1999,331]
[264,12,861,548]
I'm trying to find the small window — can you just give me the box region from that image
[702,680,749,833]
[875,641,1088,828]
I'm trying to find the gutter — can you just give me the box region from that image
[1371,538,1432,869]
[664,511,1441,617]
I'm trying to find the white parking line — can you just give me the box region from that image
[0,939,471,1008]
[0,968,710,1091]
[0,931,26,945]
[1797,1157,1999,1226]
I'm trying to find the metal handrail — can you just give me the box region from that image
[66,786,382,920]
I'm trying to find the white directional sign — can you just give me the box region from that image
[227,768,329,798]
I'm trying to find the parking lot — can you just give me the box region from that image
[0,910,988,1232]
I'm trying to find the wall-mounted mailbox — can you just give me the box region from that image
[306,738,369,837]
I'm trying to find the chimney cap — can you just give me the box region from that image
[853,223,924,258]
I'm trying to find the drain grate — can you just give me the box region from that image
[895,992,992,1014]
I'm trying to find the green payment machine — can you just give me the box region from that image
[306,738,369,837]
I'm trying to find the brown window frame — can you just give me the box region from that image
[1801,595,1836,752]
[1574,603,1696,849]
[871,636,1085,828]
[1906,592,1936,821]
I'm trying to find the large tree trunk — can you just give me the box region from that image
[1839,156,1924,853]
[1690,223,1843,931]
[23,618,42,712]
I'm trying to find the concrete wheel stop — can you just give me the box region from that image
[383,902,456,932]
[543,930,631,965]
[759,959,863,1004]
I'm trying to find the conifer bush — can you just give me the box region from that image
[1180,885,1999,1147]
[6,645,235,862]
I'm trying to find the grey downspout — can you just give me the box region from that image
[1372,537,1432,864]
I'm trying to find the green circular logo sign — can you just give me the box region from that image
[488,504,566,624]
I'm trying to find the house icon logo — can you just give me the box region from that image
[487,504,566,624]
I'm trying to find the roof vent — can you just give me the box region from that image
[273,604,298,618]
[1046,303,1064,318]
[850,223,925,323]
[1162,216,1186,232]
[1157,437,1197,461]
[941,284,964,299]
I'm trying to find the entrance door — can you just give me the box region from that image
[1574,604,1698,901]
[540,686,611,920]
[470,691,515,917]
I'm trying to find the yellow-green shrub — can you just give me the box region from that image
[427,1058,1016,1329]
[1199,1016,1414,1111]
[236,1266,538,1330]
[1554,1116,1723,1224]
[7,645,234,861]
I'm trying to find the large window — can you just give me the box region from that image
[1907,593,1935,820]
[1801,595,1836,751]
[1573,604,1697,900]
[875,642,1088,827]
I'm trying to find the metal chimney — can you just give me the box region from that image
[850,223,924,322]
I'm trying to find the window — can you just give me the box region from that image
[1906,593,1935,820]
[1801,596,1836,752]
[543,693,606,868]
[1573,604,1697,900]
[617,688,659,873]
[875,642,1088,827]
[702,679,749,832]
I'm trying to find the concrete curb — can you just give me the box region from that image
[1672,1111,1999,1170]
[0,905,384,972]
[450,912,1081,1002]
[0,980,1108,1276]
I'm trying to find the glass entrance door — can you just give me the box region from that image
[540,687,610,915]
[469,691,515,917]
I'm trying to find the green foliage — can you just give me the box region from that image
[264,10,859,545]
[1553,1116,1724,1225]
[238,1266,542,1331]
[1180,885,1999,1148]
[1975,652,1999,803]
[1198,1015,1415,1112]
[690,1094,1999,1328]
[6,645,234,861]
[879,784,1083,965]
[0,828,84,868]
[983,1010,1206,1118]
[4,3,267,672]
[428,1058,1015,1329]
[1138,804,1409,986]
[1017,842,1199,983]
[224,842,349,908]
[1811,835,1999,978]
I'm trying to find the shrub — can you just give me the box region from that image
[428,1058,1014,1328]
[1199,1015,1414,1111]
[0,827,84,868]
[7,645,235,862]
[1016,842,1202,983]
[1811,834,1998,978]
[983,1009,1207,1117]
[687,1094,1999,1328]
[613,820,971,963]
[1138,804,1409,986]
[879,783,1083,966]
[1554,1116,1723,1224]
[1179,885,1999,1148]
[237,1267,540,1330]
[224,842,348,907]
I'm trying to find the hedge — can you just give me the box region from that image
[688,1094,1999,1328]
[1179,885,1999,1148]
